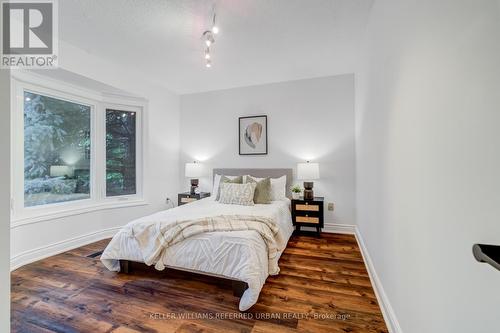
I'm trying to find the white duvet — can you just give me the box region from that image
[101,197,293,311]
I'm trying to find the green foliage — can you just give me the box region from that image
[23,92,91,206]
[106,172,124,188]
[22,93,137,203]
[106,110,136,196]
[24,94,66,178]
[290,184,302,193]
[24,92,90,179]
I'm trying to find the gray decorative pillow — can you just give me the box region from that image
[218,182,257,206]
[216,175,243,200]
[246,176,272,204]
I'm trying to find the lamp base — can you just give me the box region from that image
[190,179,199,195]
[303,181,314,200]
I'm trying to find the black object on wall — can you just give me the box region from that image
[473,244,500,271]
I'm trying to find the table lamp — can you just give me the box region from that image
[185,162,203,194]
[297,161,320,200]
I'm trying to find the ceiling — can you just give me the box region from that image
[59,0,373,94]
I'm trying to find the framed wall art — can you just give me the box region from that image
[239,115,267,155]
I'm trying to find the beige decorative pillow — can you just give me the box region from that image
[246,176,272,204]
[216,175,243,200]
[218,182,257,206]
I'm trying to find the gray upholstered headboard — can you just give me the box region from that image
[213,168,293,198]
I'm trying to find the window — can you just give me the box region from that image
[24,92,91,207]
[11,74,145,225]
[106,109,137,197]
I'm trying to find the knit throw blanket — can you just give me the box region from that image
[131,214,284,271]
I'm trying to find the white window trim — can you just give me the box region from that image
[10,71,148,228]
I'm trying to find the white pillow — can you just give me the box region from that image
[212,174,238,197]
[246,175,287,201]
[218,182,256,206]
[270,175,287,200]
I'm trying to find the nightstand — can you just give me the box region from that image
[178,192,210,206]
[291,197,324,237]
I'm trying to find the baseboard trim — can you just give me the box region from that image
[354,226,402,333]
[10,226,121,271]
[322,223,356,234]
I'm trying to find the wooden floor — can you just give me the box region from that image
[11,233,388,333]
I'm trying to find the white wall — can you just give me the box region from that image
[1,69,11,332]
[355,0,500,332]
[11,41,181,266]
[180,75,356,228]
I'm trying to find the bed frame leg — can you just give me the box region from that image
[232,280,248,297]
[119,260,130,274]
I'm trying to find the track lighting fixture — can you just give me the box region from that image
[201,4,219,68]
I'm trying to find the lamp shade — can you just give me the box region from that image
[185,162,203,178]
[297,162,319,180]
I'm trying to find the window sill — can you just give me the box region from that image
[10,199,148,229]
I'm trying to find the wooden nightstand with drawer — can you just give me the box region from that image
[178,192,210,206]
[291,197,324,237]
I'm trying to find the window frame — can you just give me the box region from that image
[11,72,146,227]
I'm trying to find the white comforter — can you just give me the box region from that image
[101,197,293,311]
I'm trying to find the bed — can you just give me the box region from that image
[101,168,294,311]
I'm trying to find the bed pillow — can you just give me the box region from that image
[215,175,243,200]
[218,182,257,206]
[246,176,272,204]
[212,174,239,196]
[212,174,223,195]
[248,175,287,201]
[270,175,287,200]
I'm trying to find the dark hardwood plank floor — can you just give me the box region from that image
[11,233,388,333]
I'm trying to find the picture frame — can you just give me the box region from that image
[239,115,268,155]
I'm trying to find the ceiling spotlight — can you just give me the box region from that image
[212,7,219,34]
[203,30,215,47]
